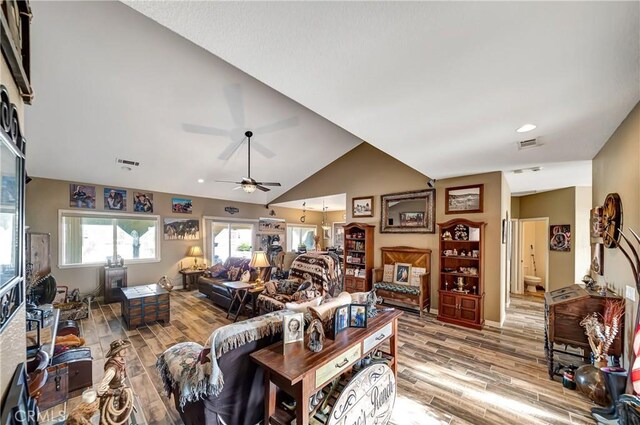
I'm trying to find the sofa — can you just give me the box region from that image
[157,312,286,425]
[198,257,271,310]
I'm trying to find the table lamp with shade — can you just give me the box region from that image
[249,251,270,285]
[186,245,203,269]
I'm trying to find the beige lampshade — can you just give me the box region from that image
[250,251,270,268]
[186,246,203,257]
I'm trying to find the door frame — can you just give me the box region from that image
[514,217,550,294]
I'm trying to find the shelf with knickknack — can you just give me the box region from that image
[438,219,486,330]
[343,223,375,293]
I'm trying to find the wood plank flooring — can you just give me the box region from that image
[64,291,596,425]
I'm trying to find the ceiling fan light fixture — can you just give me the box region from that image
[242,183,257,193]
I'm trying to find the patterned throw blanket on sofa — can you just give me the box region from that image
[156,310,287,409]
[288,252,343,296]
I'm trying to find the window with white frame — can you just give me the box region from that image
[286,224,317,251]
[59,210,160,267]
[209,220,255,264]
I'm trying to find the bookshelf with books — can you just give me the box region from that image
[437,218,486,330]
[343,222,375,293]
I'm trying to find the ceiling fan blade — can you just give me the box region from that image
[251,141,276,159]
[232,186,243,191]
[254,116,299,135]
[256,185,270,192]
[182,123,229,137]
[224,84,245,128]
[215,180,242,184]
[218,137,245,161]
[255,182,281,186]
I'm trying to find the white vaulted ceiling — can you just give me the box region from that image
[25,1,361,204]
[25,1,640,201]
[124,1,639,193]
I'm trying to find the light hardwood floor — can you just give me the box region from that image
[56,291,596,425]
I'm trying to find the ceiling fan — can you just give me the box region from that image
[182,84,299,161]
[216,131,282,193]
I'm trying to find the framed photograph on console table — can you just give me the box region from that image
[445,184,484,214]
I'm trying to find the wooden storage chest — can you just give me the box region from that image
[121,284,170,330]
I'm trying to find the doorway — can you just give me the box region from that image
[512,217,549,296]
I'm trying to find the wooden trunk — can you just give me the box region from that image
[52,347,93,393]
[544,284,624,378]
[121,284,170,330]
[37,364,68,411]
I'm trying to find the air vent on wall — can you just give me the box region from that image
[116,158,140,167]
[517,138,542,150]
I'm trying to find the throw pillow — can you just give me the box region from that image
[264,280,278,296]
[209,263,227,278]
[284,296,323,313]
[383,264,394,283]
[227,266,241,281]
[350,291,371,304]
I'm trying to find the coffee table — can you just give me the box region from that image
[121,284,170,330]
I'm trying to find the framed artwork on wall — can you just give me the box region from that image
[133,192,153,213]
[550,224,571,252]
[104,188,127,211]
[352,196,374,217]
[172,197,193,214]
[163,218,200,240]
[69,184,96,209]
[445,184,484,214]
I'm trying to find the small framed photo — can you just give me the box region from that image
[352,196,374,218]
[445,184,484,214]
[69,184,96,209]
[334,305,349,335]
[104,188,127,211]
[283,313,304,345]
[393,263,412,284]
[349,304,368,328]
[172,197,193,214]
[323,227,331,240]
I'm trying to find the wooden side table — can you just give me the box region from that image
[223,282,264,322]
[179,269,205,290]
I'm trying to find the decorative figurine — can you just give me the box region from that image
[157,275,173,292]
[98,340,135,425]
[66,389,99,425]
[307,319,325,353]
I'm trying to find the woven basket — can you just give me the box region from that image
[54,301,89,321]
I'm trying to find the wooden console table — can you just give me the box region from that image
[251,309,402,425]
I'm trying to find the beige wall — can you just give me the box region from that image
[0,56,27,400]
[511,197,520,219]
[273,143,508,323]
[574,186,592,280]
[592,102,640,366]
[518,187,577,291]
[25,177,335,295]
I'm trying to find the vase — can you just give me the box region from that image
[575,364,610,406]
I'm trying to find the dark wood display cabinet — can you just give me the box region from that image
[101,266,127,304]
[437,219,486,330]
[343,223,375,293]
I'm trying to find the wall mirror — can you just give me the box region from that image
[380,189,435,233]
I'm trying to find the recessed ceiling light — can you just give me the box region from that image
[197,179,204,183]
[516,124,536,133]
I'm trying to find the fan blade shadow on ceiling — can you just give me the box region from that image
[182,123,229,137]
[218,137,246,161]
[215,179,242,184]
[255,116,299,135]
[224,84,245,129]
[251,141,276,159]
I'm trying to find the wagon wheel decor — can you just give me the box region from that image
[602,193,623,248]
